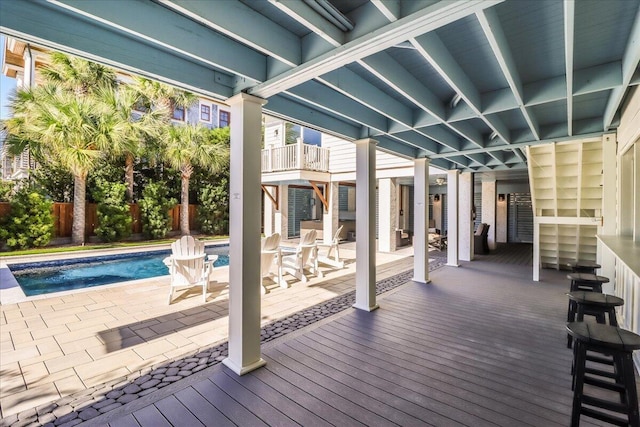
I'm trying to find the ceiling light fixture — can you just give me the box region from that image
[450,93,462,109]
[435,177,446,186]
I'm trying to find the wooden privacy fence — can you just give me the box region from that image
[0,202,198,238]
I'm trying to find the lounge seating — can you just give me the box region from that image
[163,236,214,304]
[281,230,323,283]
[474,223,490,254]
[261,232,284,293]
[317,225,344,269]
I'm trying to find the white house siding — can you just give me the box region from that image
[322,134,413,175]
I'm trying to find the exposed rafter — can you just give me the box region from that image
[563,0,575,136]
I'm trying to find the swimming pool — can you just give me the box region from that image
[9,245,229,296]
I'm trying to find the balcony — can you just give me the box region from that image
[261,142,329,173]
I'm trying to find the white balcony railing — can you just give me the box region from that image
[261,142,330,173]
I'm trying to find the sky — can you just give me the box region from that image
[0,35,17,119]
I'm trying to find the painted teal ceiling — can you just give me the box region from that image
[1,0,639,172]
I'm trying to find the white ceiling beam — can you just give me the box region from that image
[248,0,503,98]
[563,0,574,136]
[603,4,640,130]
[157,0,301,67]
[476,8,540,140]
[48,0,267,83]
[285,81,389,134]
[412,32,511,146]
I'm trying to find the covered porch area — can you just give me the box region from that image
[78,251,617,426]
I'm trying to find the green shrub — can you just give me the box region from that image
[140,181,175,239]
[0,180,13,202]
[0,185,54,250]
[92,178,132,242]
[197,177,229,235]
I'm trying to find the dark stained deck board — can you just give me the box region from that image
[222,366,331,427]
[291,331,564,427]
[107,414,140,427]
[262,349,404,427]
[283,336,524,427]
[174,386,235,427]
[209,369,298,427]
[131,405,172,427]
[264,347,419,427]
[250,361,367,426]
[153,395,204,427]
[308,322,570,423]
[100,261,616,426]
[192,378,270,427]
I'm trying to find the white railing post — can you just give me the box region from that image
[297,138,304,169]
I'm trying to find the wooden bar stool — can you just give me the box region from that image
[566,291,624,348]
[567,273,609,293]
[566,322,640,427]
[567,260,601,275]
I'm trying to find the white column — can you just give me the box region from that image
[459,172,474,261]
[223,93,266,376]
[275,185,288,239]
[22,48,35,89]
[447,170,460,266]
[482,180,497,250]
[263,188,274,237]
[496,193,508,243]
[323,182,339,245]
[378,178,398,252]
[634,142,640,243]
[413,159,430,283]
[599,133,616,293]
[353,138,378,312]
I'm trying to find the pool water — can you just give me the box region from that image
[11,246,229,296]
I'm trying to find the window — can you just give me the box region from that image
[172,106,185,121]
[133,98,150,113]
[200,104,211,122]
[219,110,230,128]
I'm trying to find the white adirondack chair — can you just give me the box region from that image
[281,229,323,283]
[316,225,344,268]
[261,232,284,294]
[163,236,213,304]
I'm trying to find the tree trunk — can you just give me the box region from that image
[125,153,135,202]
[72,173,87,245]
[180,170,190,236]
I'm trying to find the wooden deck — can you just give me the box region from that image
[91,260,618,426]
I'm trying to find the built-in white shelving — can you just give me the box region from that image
[528,139,603,270]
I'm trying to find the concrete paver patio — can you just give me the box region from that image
[0,241,417,419]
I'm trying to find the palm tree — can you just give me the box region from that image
[130,77,197,122]
[4,84,113,244]
[163,124,229,235]
[99,85,167,201]
[40,52,117,96]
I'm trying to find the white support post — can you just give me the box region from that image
[482,180,497,250]
[413,159,430,283]
[353,138,378,312]
[323,182,339,245]
[599,133,617,293]
[378,178,398,252]
[459,172,474,261]
[447,170,460,267]
[496,193,508,243]
[297,138,304,169]
[533,217,540,281]
[263,188,274,237]
[634,142,640,243]
[223,93,267,376]
[275,185,288,239]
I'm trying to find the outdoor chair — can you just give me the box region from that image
[163,236,214,304]
[316,225,344,269]
[261,232,284,294]
[474,223,490,254]
[281,229,323,283]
